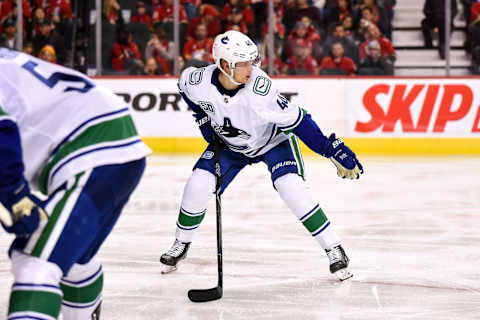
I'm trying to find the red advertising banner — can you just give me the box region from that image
[347,80,480,136]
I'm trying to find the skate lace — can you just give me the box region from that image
[327,247,342,264]
[166,240,185,257]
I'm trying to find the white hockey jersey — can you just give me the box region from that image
[178,64,305,157]
[0,49,151,194]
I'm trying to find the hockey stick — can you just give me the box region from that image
[188,137,223,302]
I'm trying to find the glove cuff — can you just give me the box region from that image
[0,177,30,211]
[321,133,344,158]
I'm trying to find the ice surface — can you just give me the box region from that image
[1,155,479,319]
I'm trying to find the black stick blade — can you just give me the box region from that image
[188,287,223,303]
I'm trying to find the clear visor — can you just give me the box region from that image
[234,55,261,68]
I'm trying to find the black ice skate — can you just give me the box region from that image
[326,245,353,281]
[160,239,190,274]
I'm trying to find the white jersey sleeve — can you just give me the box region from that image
[245,69,306,133]
[0,49,151,194]
[177,66,205,103]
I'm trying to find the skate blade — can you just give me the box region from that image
[334,268,353,281]
[161,265,177,274]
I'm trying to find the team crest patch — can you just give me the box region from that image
[198,101,215,114]
[201,151,214,159]
[253,76,271,96]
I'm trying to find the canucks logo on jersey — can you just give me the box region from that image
[213,118,251,140]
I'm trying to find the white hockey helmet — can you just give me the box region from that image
[212,30,260,85]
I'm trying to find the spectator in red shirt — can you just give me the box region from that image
[131,1,152,28]
[103,0,121,25]
[112,30,143,71]
[358,24,395,63]
[151,0,162,9]
[31,7,47,38]
[283,0,322,35]
[357,0,382,25]
[145,26,174,75]
[221,0,255,36]
[222,0,255,25]
[253,0,285,38]
[286,41,319,75]
[183,23,214,63]
[186,4,222,40]
[356,6,377,41]
[299,15,323,60]
[298,15,322,42]
[35,0,72,22]
[286,20,320,60]
[263,54,288,75]
[320,42,356,75]
[0,0,31,25]
[224,7,249,35]
[152,0,188,25]
[471,1,480,22]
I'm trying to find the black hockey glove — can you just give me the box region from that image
[322,134,364,179]
[0,178,47,236]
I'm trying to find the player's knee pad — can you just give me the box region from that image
[9,250,63,319]
[274,173,317,218]
[60,257,103,320]
[181,168,215,211]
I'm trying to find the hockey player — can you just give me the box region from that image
[0,48,151,319]
[160,30,363,280]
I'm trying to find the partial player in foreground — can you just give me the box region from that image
[160,31,363,281]
[0,48,151,319]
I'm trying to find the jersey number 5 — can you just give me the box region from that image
[22,61,95,93]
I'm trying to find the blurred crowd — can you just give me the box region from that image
[0,0,401,76]
[99,0,398,76]
[462,0,480,73]
[2,0,479,76]
[0,0,73,65]
[421,0,480,74]
[0,0,459,79]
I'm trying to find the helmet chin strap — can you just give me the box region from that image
[218,63,243,86]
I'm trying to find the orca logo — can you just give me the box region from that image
[214,117,251,140]
[221,36,229,44]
